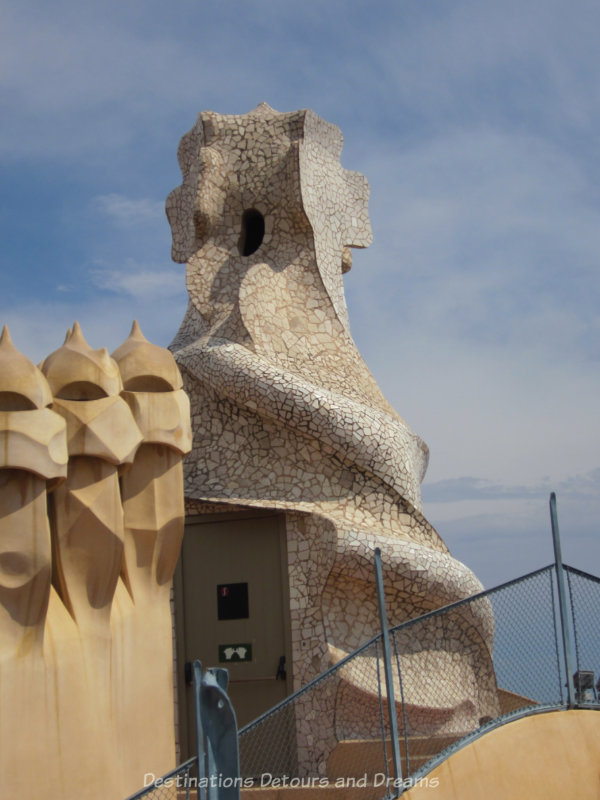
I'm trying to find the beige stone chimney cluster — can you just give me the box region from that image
[0,322,191,799]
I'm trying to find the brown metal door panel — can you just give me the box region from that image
[177,513,291,752]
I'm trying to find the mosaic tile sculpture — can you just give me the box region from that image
[168,103,500,758]
[0,323,191,800]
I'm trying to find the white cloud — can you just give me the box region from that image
[345,126,600,456]
[370,0,600,133]
[0,294,187,364]
[424,469,600,504]
[426,482,600,588]
[90,263,187,301]
[0,1,333,159]
[362,330,600,487]
[344,131,600,500]
[92,194,165,228]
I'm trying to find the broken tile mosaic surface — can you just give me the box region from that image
[170,104,499,765]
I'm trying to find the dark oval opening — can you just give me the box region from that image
[123,376,174,392]
[239,209,265,256]
[0,391,37,411]
[55,381,109,400]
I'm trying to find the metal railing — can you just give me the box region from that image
[236,565,566,793]
[126,759,196,800]
[128,496,600,799]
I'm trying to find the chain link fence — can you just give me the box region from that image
[239,636,392,794]
[127,562,600,799]
[126,759,196,800]
[236,565,569,794]
[566,565,600,704]
[388,565,563,777]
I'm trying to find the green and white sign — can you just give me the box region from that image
[218,643,253,663]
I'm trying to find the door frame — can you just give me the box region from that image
[173,507,293,761]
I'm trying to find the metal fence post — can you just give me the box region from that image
[193,660,207,800]
[202,667,240,800]
[549,492,576,708]
[374,547,404,797]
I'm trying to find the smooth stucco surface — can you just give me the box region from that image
[405,710,600,800]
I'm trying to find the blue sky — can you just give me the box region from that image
[2,0,599,587]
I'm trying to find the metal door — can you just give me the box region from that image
[176,512,292,758]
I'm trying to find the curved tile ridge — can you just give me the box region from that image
[322,530,499,731]
[333,528,492,639]
[177,336,429,512]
